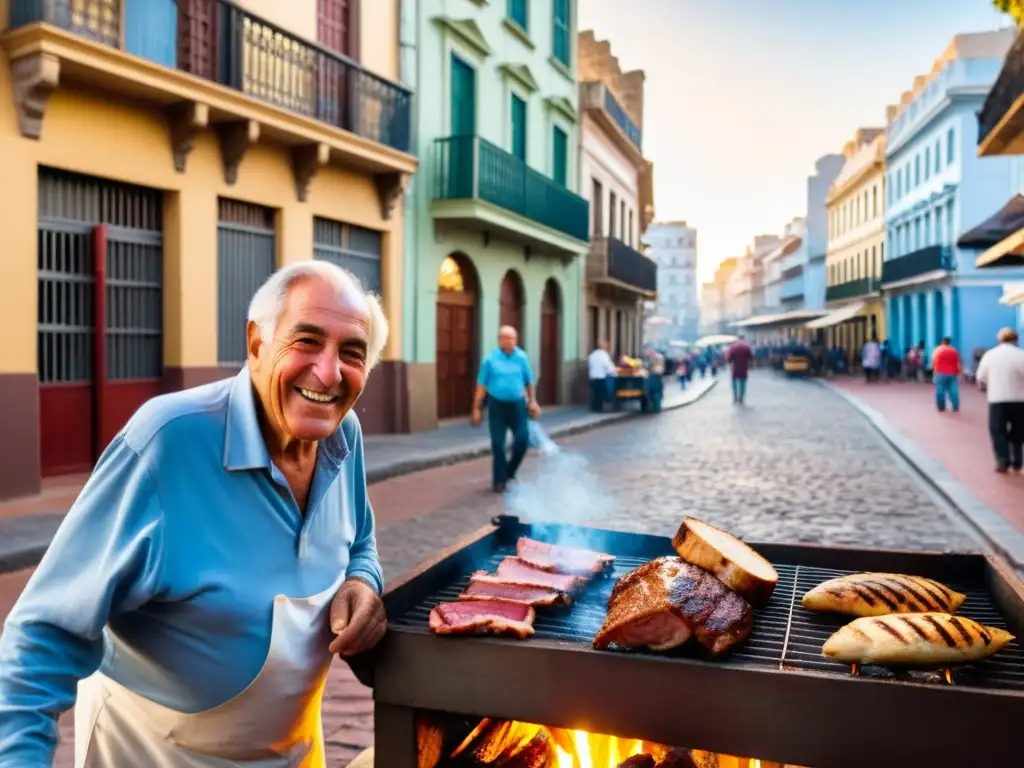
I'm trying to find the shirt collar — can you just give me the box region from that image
[223,366,350,472]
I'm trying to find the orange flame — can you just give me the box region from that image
[551,728,645,767]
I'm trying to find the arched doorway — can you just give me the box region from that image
[436,254,479,419]
[499,270,525,347]
[539,279,562,406]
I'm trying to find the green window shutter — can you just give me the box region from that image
[450,54,476,137]
[552,125,567,186]
[511,94,527,161]
[507,0,527,30]
[553,0,570,66]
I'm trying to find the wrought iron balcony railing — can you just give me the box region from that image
[826,277,878,302]
[433,135,590,242]
[8,0,413,153]
[978,27,1024,147]
[586,237,657,295]
[580,82,642,153]
[881,245,954,284]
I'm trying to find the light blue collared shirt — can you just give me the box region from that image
[0,367,382,765]
[477,346,533,403]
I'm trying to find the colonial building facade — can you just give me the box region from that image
[883,31,1019,360]
[816,129,888,360]
[0,0,416,500]
[646,222,700,342]
[402,0,588,429]
[577,31,657,361]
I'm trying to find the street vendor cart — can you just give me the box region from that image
[612,356,661,412]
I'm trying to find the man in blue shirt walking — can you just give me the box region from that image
[472,325,541,492]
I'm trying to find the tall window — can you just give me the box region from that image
[628,209,634,247]
[507,0,528,30]
[552,125,567,186]
[872,186,878,218]
[609,191,617,237]
[552,0,571,66]
[619,199,625,239]
[924,147,931,181]
[591,178,603,235]
[934,139,941,173]
[511,94,527,161]
[450,54,476,137]
[947,128,955,164]
[914,156,920,186]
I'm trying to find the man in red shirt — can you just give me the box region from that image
[726,335,754,405]
[931,336,962,413]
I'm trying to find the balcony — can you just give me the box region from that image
[431,136,590,257]
[780,276,804,302]
[826,277,878,303]
[580,81,643,163]
[586,237,657,297]
[881,245,954,286]
[4,0,416,210]
[978,28,1024,156]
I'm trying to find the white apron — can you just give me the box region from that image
[74,577,343,768]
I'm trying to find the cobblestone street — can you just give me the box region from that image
[0,371,984,766]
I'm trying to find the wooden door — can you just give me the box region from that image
[436,256,478,420]
[500,271,524,346]
[450,54,476,136]
[539,280,561,405]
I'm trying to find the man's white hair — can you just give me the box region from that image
[247,260,389,371]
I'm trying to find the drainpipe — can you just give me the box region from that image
[398,0,419,361]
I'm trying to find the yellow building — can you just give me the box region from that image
[0,0,417,501]
[816,128,888,363]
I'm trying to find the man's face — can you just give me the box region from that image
[248,277,370,444]
[499,329,517,354]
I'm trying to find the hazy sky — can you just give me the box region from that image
[577,0,1011,281]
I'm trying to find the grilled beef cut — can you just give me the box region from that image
[460,573,569,606]
[429,599,536,639]
[496,556,588,593]
[593,557,753,656]
[515,536,616,576]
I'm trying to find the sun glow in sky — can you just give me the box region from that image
[577,0,1011,281]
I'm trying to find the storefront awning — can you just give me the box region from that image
[958,194,1024,249]
[1000,283,1024,306]
[733,309,827,328]
[805,300,867,329]
[975,226,1024,269]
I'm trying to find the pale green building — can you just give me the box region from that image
[401,0,589,431]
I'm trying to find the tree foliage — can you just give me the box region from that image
[994,0,1024,24]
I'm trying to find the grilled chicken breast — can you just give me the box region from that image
[822,612,1014,665]
[802,572,966,617]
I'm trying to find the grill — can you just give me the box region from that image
[357,516,1024,767]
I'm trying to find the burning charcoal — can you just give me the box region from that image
[655,748,703,768]
[617,755,656,768]
[416,717,444,768]
[495,731,553,768]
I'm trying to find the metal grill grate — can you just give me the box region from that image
[389,546,1024,691]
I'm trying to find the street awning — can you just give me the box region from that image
[1000,283,1024,306]
[805,300,868,329]
[958,194,1024,249]
[975,226,1024,268]
[733,309,827,328]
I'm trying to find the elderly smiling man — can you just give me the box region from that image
[0,261,387,767]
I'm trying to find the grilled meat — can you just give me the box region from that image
[822,612,1015,665]
[515,536,616,575]
[496,556,588,593]
[802,572,967,617]
[428,599,536,639]
[672,517,778,606]
[460,573,569,607]
[594,557,753,656]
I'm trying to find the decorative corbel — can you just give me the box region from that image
[291,143,329,202]
[375,172,408,220]
[10,52,60,140]
[216,120,260,185]
[167,101,209,173]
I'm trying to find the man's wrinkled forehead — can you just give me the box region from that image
[280,277,370,335]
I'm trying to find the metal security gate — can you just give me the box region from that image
[37,169,164,476]
[217,199,276,365]
[313,216,382,294]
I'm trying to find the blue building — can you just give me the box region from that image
[883,30,1020,360]
[805,155,846,310]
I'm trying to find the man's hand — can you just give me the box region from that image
[527,400,541,419]
[329,578,386,657]
[471,406,482,426]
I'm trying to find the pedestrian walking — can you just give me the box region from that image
[472,325,541,492]
[0,261,388,767]
[862,336,882,382]
[930,336,962,413]
[726,334,754,405]
[587,340,617,412]
[976,327,1024,474]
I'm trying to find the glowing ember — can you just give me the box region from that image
[944,667,953,685]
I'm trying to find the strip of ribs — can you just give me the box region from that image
[515,536,616,576]
[593,556,753,656]
[496,556,589,593]
[429,599,536,639]
[460,572,569,606]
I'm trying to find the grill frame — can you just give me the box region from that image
[362,516,1024,767]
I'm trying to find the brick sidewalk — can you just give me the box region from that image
[830,376,1024,536]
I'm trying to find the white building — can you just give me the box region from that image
[644,221,700,341]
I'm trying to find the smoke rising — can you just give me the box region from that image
[505,421,616,549]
